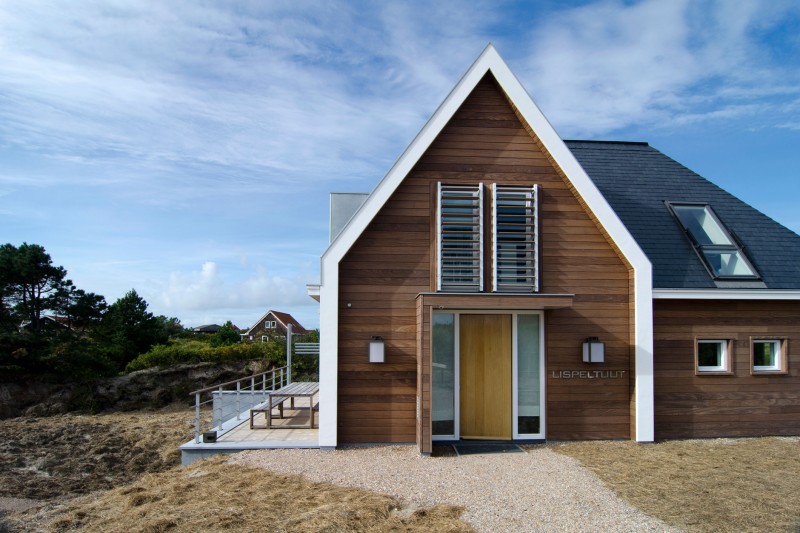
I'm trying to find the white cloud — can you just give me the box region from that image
[159,261,312,312]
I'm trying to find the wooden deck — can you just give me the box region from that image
[180,397,319,465]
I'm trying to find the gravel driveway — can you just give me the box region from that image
[235,445,680,532]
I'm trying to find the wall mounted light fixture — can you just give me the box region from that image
[369,336,385,363]
[582,337,605,363]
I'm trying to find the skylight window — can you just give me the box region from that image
[668,203,759,279]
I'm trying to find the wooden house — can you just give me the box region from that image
[308,45,800,453]
[240,310,308,342]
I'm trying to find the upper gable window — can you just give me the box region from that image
[493,184,539,292]
[437,183,483,292]
[668,203,759,279]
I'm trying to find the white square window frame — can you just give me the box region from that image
[750,337,789,375]
[695,338,733,375]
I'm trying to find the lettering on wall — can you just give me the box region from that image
[550,370,626,379]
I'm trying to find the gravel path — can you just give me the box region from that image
[235,445,681,532]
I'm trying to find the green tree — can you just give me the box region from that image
[210,320,240,347]
[94,289,168,370]
[0,243,110,379]
[0,243,72,332]
[155,315,189,339]
[65,289,107,333]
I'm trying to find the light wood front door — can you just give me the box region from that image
[459,314,512,440]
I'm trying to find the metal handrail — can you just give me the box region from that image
[190,365,288,443]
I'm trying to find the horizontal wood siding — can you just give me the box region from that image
[654,299,800,438]
[338,74,633,444]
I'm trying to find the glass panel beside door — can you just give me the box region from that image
[432,313,456,439]
[515,314,543,438]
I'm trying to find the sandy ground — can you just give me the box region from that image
[0,498,41,514]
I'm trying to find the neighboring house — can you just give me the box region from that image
[240,310,308,342]
[18,315,72,333]
[308,45,800,454]
[192,324,223,334]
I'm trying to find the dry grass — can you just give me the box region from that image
[3,408,471,532]
[551,437,800,533]
[20,455,472,533]
[0,406,200,499]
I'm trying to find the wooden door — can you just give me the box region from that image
[459,314,512,439]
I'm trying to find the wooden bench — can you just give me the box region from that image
[249,396,290,429]
[311,401,319,428]
[249,381,320,430]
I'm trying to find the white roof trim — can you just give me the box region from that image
[654,289,800,300]
[321,43,649,284]
[318,44,656,444]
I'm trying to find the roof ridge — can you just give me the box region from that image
[564,139,649,146]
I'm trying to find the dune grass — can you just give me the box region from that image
[552,437,800,533]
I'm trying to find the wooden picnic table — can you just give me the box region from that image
[250,381,319,430]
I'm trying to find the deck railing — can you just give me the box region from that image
[189,365,288,444]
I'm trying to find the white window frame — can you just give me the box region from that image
[437,183,483,292]
[751,338,788,374]
[492,184,538,293]
[696,339,733,374]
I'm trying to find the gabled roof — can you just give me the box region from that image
[243,310,308,335]
[270,310,308,334]
[320,44,649,284]
[566,141,800,290]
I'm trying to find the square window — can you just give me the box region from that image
[751,338,788,374]
[696,339,732,374]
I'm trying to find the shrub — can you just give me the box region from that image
[125,338,287,373]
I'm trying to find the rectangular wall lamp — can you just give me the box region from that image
[369,336,385,363]
[582,337,605,363]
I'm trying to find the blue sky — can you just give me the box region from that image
[2,0,799,330]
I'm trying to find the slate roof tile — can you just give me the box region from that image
[565,140,800,289]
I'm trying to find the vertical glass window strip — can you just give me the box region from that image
[431,314,456,436]
[438,183,483,292]
[517,314,541,435]
[493,184,538,292]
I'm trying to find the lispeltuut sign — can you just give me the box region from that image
[551,370,626,379]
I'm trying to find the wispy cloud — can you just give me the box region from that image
[1,1,799,328]
[521,0,800,136]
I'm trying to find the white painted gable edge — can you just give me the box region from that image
[318,44,655,446]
